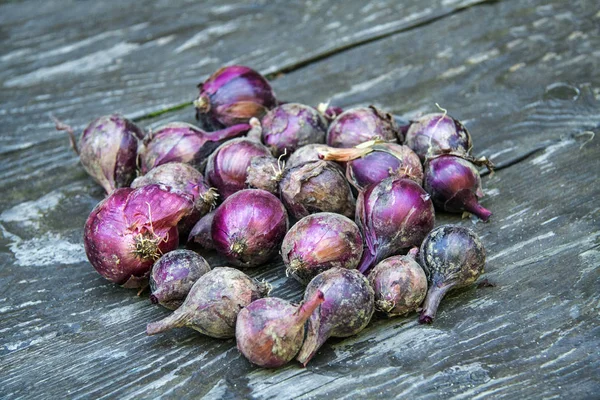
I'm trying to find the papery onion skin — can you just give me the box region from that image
[147,267,271,338]
[356,177,435,275]
[279,160,356,220]
[423,154,492,221]
[286,144,331,169]
[236,291,324,368]
[418,225,486,324]
[281,213,363,285]
[149,249,211,310]
[326,106,398,148]
[404,113,472,162]
[205,138,272,199]
[261,103,327,157]
[194,66,277,129]
[212,189,289,268]
[245,155,281,195]
[139,122,250,174]
[296,268,374,366]
[83,185,194,288]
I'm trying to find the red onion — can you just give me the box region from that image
[236,291,324,368]
[149,249,211,310]
[281,212,363,285]
[404,113,472,162]
[194,65,277,129]
[326,106,398,148]
[54,114,144,194]
[84,185,194,288]
[260,103,327,156]
[296,268,374,366]
[187,209,215,250]
[317,102,344,125]
[279,160,355,220]
[205,138,272,199]
[147,267,270,338]
[286,144,331,169]
[423,154,492,221]
[356,177,435,275]
[418,225,486,324]
[212,189,289,268]
[139,122,250,174]
[245,155,282,195]
[320,140,423,190]
[367,248,427,316]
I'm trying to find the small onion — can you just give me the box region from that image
[149,249,211,310]
[84,185,194,288]
[212,189,289,268]
[194,65,277,129]
[326,106,398,148]
[418,225,486,324]
[281,212,363,285]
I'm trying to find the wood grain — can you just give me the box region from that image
[1,0,599,398]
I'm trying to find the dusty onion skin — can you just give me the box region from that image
[212,189,289,268]
[245,155,281,195]
[147,267,270,338]
[279,160,356,220]
[326,106,398,148]
[286,144,331,169]
[260,103,328,157]
[404,113,472,162]
[281,212,363,285]
[139,122,250,174]
[356,177,435,275]
[236,291,324,368]
[205,138,272,199]
[418,225,486,324]
[194,65,277,130]
[368,249,428,317]
[296,268,374,366]
[83,185,194,288]
[149,249,211,310]
[423,154,492,221]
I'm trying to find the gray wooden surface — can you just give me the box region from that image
[1,0,599,399]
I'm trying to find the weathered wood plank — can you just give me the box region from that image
[0,0,599,399]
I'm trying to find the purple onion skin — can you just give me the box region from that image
[418,225,486,324]
[205,138,272,199]
[287,144,331,169]
[140,122,250,174]
[424,155,491,221]
[296,268,374,366]
[245,155,281,195]
[78,114,144,194]
[212,189,289,268]
[187,209,216,250]
[356,177,435,275]
[279,160,356,220]
[84,185,194,288]
[261,103,328,156]
[281,213,363,285]
[322,106,344,124]
[147,267,270,338]
[194,66,277,129]
[149,249,211,310]
[326,106,398,148]
[236,291,324,368]
[368,250,428,317]
[405,113,472,162]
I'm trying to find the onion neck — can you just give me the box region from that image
[419,284,452,324]
[357,249,377,275]
[193,95,210,113]
[319,145,373,162]
[146,308,188,335]
[296,312,328,367]
[464,197,492,222]
[208,123,251,142]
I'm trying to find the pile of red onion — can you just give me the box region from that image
[67,64,495,369]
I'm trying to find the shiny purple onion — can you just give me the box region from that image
[149,249,211,310]
[423,154,492,221]
[84,185,194,288]
[54,114,144,194]
[212,189,289,268]
[139,122,250,174]
[296,268,374,366]
[205,138,272,199]
[419,225,486,324]
[356,177,435,275]
[326,106,398,148]
[281,212,363,285]
[194,65,277,129]
[236,291,324,368]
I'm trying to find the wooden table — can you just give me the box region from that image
[1,0,598,398]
